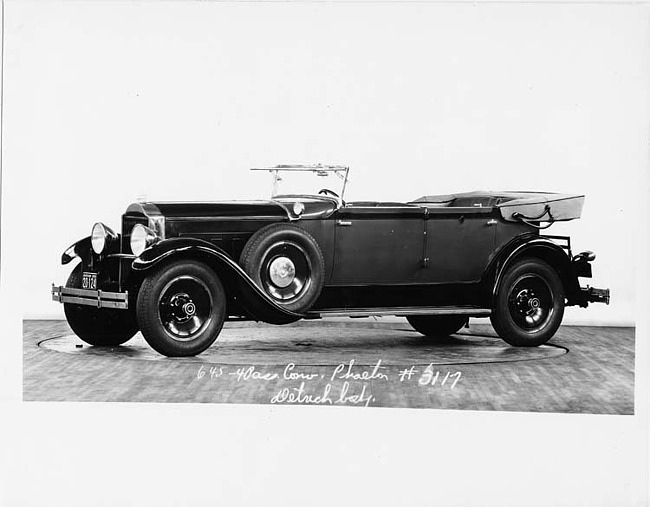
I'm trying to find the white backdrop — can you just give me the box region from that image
[3,2,646,324]
[1,3,649,507]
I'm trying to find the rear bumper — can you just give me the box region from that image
[568,286,610,307]
[51,284,129,309]
[583,286,610,305]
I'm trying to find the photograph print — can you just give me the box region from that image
[12,2,641,415]
[1,2,647,506]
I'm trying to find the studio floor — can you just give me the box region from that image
[23,319,635,414]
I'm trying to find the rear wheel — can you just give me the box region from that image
[63,264,138,346]
[490,258,564,347]
[136,260,226,357]
[407,315,468,338]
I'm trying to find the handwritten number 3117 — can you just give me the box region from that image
[419,366,462,388]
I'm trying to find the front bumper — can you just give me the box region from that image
[51,284,129,309]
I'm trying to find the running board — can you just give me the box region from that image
[306,306,491,319]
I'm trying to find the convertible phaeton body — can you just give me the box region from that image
[52,165,610,357]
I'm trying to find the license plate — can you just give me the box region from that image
[82,272,98,290]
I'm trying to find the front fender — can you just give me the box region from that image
[132,237,303,324]
[61,236,91,265]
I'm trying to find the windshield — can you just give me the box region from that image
[251,165,349,200]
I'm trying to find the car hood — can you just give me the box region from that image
[125,198,337,221]
[126,200,289,220]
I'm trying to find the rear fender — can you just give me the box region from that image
[485,236,580,304]
[132,237,303,324]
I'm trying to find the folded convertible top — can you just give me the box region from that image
[411,191,585,222]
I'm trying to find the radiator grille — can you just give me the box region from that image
[121,214,149,254]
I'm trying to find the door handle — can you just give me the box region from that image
[486,219,498,226]
[337,220,352,226]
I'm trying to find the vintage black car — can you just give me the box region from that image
[52,164,610,357]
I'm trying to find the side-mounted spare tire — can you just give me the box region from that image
[239,223,325,315]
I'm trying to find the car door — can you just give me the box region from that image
[330,203,425,285]
[422,207,497,283]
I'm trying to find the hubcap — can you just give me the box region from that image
[529,297,541,310]
[268,256,296,288]
[158,275,213,341]
[261,241,312,302]
[183,302,196,317]
[508,275,553,331]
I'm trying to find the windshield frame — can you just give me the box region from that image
[251,164,350,206]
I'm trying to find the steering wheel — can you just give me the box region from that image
[318,188,340,199]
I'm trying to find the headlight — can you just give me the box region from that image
[91,222,117,254]
[130,224,159,256]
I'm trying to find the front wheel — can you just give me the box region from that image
[136,260,226,357]
[64,264,138,346]
[490,258,564,347]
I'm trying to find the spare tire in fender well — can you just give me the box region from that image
[239,223,326,314]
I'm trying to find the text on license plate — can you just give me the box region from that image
[82,272,98,290]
